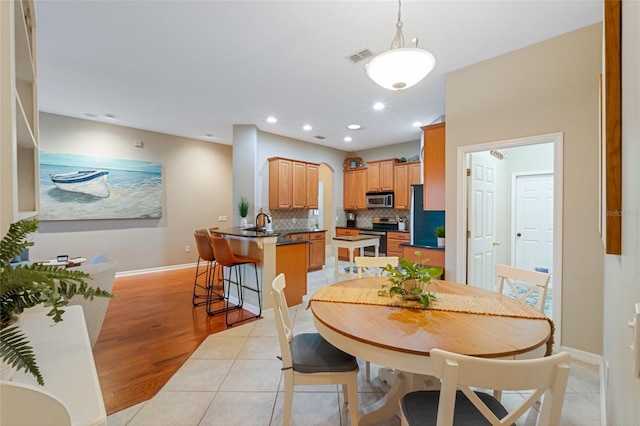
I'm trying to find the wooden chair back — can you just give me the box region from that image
[494,263,550,313]
[355,256,399,278]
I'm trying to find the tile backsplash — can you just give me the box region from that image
[263,207,410,231]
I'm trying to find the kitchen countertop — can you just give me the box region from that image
[400,242,445,251]
[336,226,409,233]
[213,227,326,246]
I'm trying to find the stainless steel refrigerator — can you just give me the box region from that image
[409,184,445,247]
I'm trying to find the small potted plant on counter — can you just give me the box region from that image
[238,196,250,227]
[396,216,407,231]
[379,252,443,309]
[435,225,445,248]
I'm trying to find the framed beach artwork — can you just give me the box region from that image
[39,152,163,220]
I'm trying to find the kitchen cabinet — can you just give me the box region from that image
[335,228,360,260]
[1,0,40,234]
[367,159,394,192]
[343,169,367,210]
[387,231,410,257]
[394,161,421,210]
[284,231,325,272]
[276,242,307,306]
[422,123,446,210]
[269,157,320,209]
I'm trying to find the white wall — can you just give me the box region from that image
[446,24,604,354]
[602,1,640,423]
[33,113,233,272]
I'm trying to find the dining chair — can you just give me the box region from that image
[271,273,360,426]
[354,255,399,381]
[399,348,571,426]
[355,256,399,278]
[494,263,551,313]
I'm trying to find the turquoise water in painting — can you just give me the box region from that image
[39,153,162,221]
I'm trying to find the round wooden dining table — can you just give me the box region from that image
[309,276,553,425]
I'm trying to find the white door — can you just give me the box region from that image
[467,152,498,290]
[513,173,554,274]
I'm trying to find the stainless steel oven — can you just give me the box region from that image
[360,217,399,256]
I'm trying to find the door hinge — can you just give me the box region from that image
[467,230,471,238]
[466,168,471,177]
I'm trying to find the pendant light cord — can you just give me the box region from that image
[391,0,405,50]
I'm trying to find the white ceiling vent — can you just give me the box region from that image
[347,48,374,64]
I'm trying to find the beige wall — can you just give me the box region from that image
[33,113,233,272]
[446,24,604,354]
[603,1,640,423]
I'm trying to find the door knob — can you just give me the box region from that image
[516,233,522,237]
[492,241,501,246]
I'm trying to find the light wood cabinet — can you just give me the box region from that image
[1,0,40,234]
[394,161,421,210]
[285,231,325,272]
[422,123,446,211]
[276,242,308,306]
[387,231,410,257]
[269,157,320,210]
[343,169,367,210]
[367,159,394,192]
[335,227,360,260]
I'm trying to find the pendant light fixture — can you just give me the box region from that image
[365,0,435,91]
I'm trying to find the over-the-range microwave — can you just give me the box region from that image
[366,192,394,208]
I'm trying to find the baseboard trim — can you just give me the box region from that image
[560,345,602,365]
[560,345,606,426]
[115,263,197,277]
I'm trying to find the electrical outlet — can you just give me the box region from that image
[185,245,191,253]
[292,218,296,224]
[218,215,228,221]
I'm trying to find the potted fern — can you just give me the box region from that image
[380,252,443,309]
[435,225,445,248]
[0,218,113,385]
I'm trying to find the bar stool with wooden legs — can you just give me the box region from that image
[208,235,262,326]
[192,229,221,306]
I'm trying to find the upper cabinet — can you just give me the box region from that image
[422,123,446,210]
[394,161,421,210]
[343,168,367,210]
[366,159,394,192]
[1,0,40,234]
[269,157,319,210]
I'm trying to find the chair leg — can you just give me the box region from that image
[225,262,262,327]
[347,378,359,426]
[283,374,294,426]
[365,361,371,382]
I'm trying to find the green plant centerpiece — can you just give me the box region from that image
[380,252,443,309]
[434,225,445,238]
[238,196,250,218]
[0,218,114,385]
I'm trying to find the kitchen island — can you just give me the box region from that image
[213,227,314,311]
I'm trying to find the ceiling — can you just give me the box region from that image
[35,1,602,152]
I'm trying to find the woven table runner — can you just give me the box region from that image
[309,285,554,355]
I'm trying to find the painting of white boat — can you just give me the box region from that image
[50,170,110,198]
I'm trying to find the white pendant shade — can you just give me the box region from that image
[366,47,436,91]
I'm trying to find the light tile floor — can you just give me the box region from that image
[107,261,601,426]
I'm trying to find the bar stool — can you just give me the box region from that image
[192,229,222,306]
[208,235,262,326]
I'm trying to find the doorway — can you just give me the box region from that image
[458,133,562,336]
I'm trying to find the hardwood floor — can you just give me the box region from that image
[93,267,259,415]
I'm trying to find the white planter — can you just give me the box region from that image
[437,237,445,248]
[240,217,248,227]
[398,222,406,231]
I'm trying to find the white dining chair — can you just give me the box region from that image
[494,263,551,313]
[355,256,399,278]
[399,348,571,426]
[271,273,360,426]
[354,256,399,381]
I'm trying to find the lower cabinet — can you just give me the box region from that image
[285,231,326,272]
[387,231,409,257]
[276,243,308,306]
[335,228,360,260]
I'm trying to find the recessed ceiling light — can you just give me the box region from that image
[267,116,277,124]
[84,113,98,118]
[344,136,353,142]
[412,121,423,127]
[104,113,116,119]
[204,133,215,138]
[303,124,312,131]
[373,102,385,110]
[347,124,361,130]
